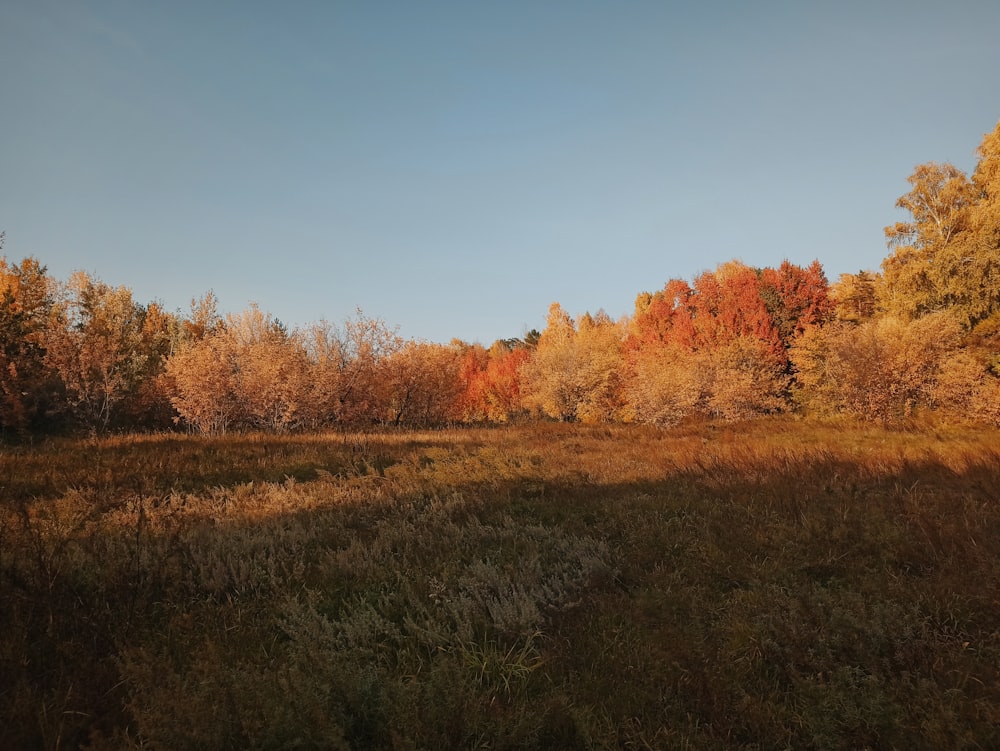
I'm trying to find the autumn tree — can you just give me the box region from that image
[455,340,530,423]
[0,256,56,436]
[164,324,242,433]
[879,162,974,320]
[43,272,152,432]
[119,300,183,428]
[759,259,832,346]
[627,278,697,352]
[167,304,310,433]
[328,311,403,425]
[880,121,1000,328]
[572,311,627,422]
[829,271,878,323]
[623,260,813,424]
[623,286,692,425]
[455,342,491,422]
[690,261,785,358]
[481,341,531,422]
[226,305,310,431]
[183,291,223,342]
[295,319,347,430]
[703,336,789,421]
[520,303,578,421]
[929,349,1000,425]
[381,341,463,426]
[520,304,624,422]
[160,294,233,433]
[960,120,1000,330]
[789,312,979,423]
[624,342,703,426]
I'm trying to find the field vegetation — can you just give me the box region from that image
[3,418,999,749]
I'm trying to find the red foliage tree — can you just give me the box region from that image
[759,259,832,346]
[692,261,784,360]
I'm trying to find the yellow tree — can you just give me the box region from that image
[520,304,624,422]
[120,300,183,428]
[703,336,789,421]
[572,311,626,423]
[519,303,578,420]
[880,121,1000,328]
[880,162,975,320]
[829,271,878,323]
[183,291,223,342]
[624,342,703,426]
[167,304,310,433]
[381,341,463,426]
[295,319,346,430]
[225,305,310,431]
[789,313,972,423]
[0,255,55,436]
[43,272,149,432]
[951,120,1000,330]
[929,349,1000,425]
[291,311,405,428]
[165,327,242,433]
[162,293,233,432]
[333,311,403,425]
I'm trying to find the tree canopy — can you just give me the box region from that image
[2,119,999,435]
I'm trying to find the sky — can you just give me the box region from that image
[2,0,999,344]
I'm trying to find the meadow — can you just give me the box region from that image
[2,418,999,749]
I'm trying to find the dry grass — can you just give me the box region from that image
[2,417,999,749]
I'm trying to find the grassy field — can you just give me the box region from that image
[2,419,999,749]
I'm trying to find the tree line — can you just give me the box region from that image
[2,121,999,438]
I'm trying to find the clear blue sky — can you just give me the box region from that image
[2,1,999,344]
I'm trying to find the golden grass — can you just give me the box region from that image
[2,417,999,748]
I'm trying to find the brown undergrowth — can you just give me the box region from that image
[2,418,999,749]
